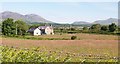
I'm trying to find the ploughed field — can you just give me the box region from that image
[0,33,119,62]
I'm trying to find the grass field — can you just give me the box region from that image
[5,33,118,40]
[1,33,119,62]
[36,33,118,40]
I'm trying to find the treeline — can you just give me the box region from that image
[1,18,120,37]
[54,23,119,35]
[1,18,54,37]
[82,23,119,35]
[2,18,29,36]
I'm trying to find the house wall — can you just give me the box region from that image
[34,28,41,36]
[45,27,54,35]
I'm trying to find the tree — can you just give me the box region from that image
[71,36,77,40]
[82,27,89,33]
[70,28,75,31]
[101,25,109,31]
[15,20,28,35]
[109,23,117,32]
[83,27,88,31]
[29,24,39,29]
[60,28,63,35]
[118,26,120,31]
[2,18,16,36]
[90,24,101,33]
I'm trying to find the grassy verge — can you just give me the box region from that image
[2,35,70,40]
[1,33,119,40]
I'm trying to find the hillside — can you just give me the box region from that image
[72,21,91,25]
[0,11,54,24]
[72,18,118,25]
[0,11,118,25]
[93,18,118,25]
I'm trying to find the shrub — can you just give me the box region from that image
[71,36,77,40]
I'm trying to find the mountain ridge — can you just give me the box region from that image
[72,21,91,25]
[72,18,118,25]
[0,11,54,24]
[0,11,118,25]
[93,18,118,25]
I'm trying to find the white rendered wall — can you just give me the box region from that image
[34,28,41,36]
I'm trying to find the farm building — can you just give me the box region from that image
[28,26,54,36]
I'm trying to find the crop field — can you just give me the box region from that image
[0,33,119,62]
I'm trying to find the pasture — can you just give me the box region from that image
[8,33,119,40]
[1,33,119,62]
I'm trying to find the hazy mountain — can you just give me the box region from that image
[1,11,25,20]
[93,18,118,25]
[0,11,54,24]
[72,18,118,25]
[72,21,91,25]
[0,11,118,25]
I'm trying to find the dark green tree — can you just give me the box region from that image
[82,27,89,33]
[70,28,75,31]
[60,28,63,34]
[71,36,77,40]
[90,24,101,33]
[2,18,16,36]
[29,24,39,29]
[15,20,28,35]
[118,26,120,31]
[109,23,117,32]
[83,27,88,31]
[101,25,109,31]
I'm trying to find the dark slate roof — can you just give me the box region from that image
[28,26,53,32]
[28,27,37,32]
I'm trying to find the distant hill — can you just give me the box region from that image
[0,11,54,24]
[0,11,118,25]
[72,21,91,25]
[93,18,118,25]
[72,18,118,25]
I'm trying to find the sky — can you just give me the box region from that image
[0,2,118,24]
[0,0,119,2]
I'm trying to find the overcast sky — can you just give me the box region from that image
[0,1,118,24]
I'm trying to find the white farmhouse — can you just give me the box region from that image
[28,26,54,36]
[33,28,41,36]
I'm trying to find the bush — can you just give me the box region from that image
[71,36,77,40]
